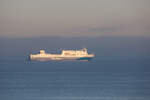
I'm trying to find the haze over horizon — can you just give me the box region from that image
[0,0,150,38]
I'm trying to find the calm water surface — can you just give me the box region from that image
[0,56,150,100]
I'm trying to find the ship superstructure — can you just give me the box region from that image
[30,48,94,61]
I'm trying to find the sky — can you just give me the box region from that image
[0,0,150,38]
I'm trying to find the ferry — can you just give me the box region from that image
[29,48,95,61]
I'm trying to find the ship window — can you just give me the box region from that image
[64,53,70,55]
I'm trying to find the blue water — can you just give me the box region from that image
[0,37,150,100]
[0,56,150,100]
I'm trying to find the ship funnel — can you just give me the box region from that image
[40,50,45,54]
[83,48,87,52]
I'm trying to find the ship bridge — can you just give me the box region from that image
[61,48,88,56]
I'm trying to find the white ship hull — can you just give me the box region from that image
[30,55,94,61]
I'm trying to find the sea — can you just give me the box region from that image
[0,37,150,100]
